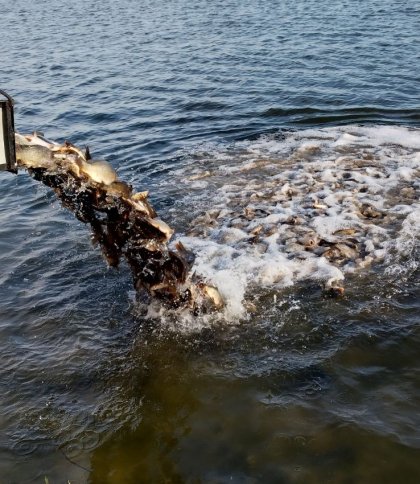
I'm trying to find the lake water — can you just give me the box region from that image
[0,0,419,482]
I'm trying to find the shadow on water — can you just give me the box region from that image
[261,107,420,129]
[85,273,420,483]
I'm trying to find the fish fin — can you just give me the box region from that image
[132,191,149,201]
[85,146,91,160]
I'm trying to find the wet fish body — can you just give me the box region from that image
[14,131,224,313]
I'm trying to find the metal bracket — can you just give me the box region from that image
[0,89,17,173]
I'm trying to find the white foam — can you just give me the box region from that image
[163,125,420,325]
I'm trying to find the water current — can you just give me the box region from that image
[0,0,419,482]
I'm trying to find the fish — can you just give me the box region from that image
[106,181,133,198]
[129,191,157,217]
[203,285,224,309]
[14,130,225,313]
[78,159,118,185]
[175,241,196,268]
[193,283,224,310]
[15,132,58,149]
[360,203,383,219]
[15,144,54,168]
[300,233,320,249]
[333,228,358,236]
[146,217,174,241]
[52,141,88,162]
[323,243,358,262]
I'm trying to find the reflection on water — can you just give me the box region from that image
[2,264,418,482]
[92,277,420,483]
[0,0,419,481]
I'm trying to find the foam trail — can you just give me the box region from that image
[166,125,419,321]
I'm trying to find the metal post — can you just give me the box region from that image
[0,89,17,173]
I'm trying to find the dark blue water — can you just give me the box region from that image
[0,0,419,482]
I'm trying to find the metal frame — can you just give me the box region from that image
[0,89,17,173]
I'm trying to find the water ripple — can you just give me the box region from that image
[0,0,419,481]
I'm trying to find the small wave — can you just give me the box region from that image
[261,106,420,126]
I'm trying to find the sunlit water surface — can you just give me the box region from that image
[0,0,419,482]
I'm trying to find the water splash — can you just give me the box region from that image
[15,132,223,314]
[165,125,420,322]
